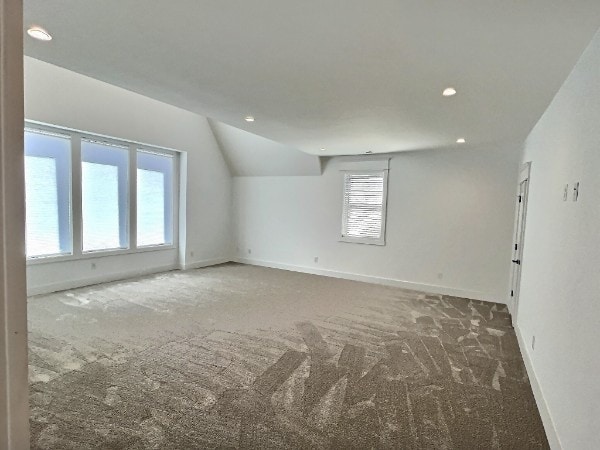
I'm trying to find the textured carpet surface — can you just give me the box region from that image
[28,263,548,449]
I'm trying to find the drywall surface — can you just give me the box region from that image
[516,30,600,450]
[234,142,520,303]
[209,120,322,176]
[26,250,179,296]
[24,57,233,294]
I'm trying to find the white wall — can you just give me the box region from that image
[24,57,233,295]
[209,120,322,176]
[516,30,600,450]
[234,142,521,303]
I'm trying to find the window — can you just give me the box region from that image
[81,140,129,252]
[341,171,388,245]
[23,122,179,261]
[137,151,174,246]
[24,130,72,258]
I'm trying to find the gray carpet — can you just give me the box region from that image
[28,263,548,449]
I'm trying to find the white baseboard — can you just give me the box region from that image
[514,325,562,449]
[27,264,178,296]
[180,257,231,271]
[28,257,234,296]
[234,257,492,302]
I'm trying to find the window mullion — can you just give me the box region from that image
[71,133,83,257]
[129,144,137,250]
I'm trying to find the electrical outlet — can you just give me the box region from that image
[314,256,319,263]
[437,273,443,280]
[248,248,252,255]
[190,251,194,258]
[532,335,536,351]
[91,262,96,270]
[573,182,580,202]
[563,184,569,201]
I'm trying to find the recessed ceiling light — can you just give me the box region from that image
[443,87,457,97]
[456,138,466,144]
[244,116,255,122]
[320,148,326,151]
[27,26,52,41]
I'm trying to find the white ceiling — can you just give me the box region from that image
[24,1,600,156]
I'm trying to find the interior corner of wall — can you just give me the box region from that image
[206,118,236,177]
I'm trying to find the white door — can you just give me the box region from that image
[510,163,531,318]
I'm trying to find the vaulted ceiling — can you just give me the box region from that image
[24,1,600,156]
[208,120,322,176]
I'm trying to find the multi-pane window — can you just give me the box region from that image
[341,171,388,245]
[137,151,174,246]
[23,124,178,260]
[81,140,129,252]
[24,130,72,258]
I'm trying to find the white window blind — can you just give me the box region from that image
[341,172,387,244]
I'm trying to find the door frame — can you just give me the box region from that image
[1,0,29,447]
[510,161,531,320]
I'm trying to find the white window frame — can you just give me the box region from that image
[339,159,390,246]
[24,121,180,264]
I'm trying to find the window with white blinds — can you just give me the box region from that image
[341,171,388,245]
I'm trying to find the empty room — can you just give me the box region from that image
[1,1,599,449]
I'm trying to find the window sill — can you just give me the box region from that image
[26,244,176,265]
[339,237,386,246]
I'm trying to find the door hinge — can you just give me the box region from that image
[514,243,518,251]
[511,290,514,297]
[518,195,522,203]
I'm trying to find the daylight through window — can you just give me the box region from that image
[23,124,178,260]
[137,151,174,246]
[81,140,129,252]
[24,129,72,258]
